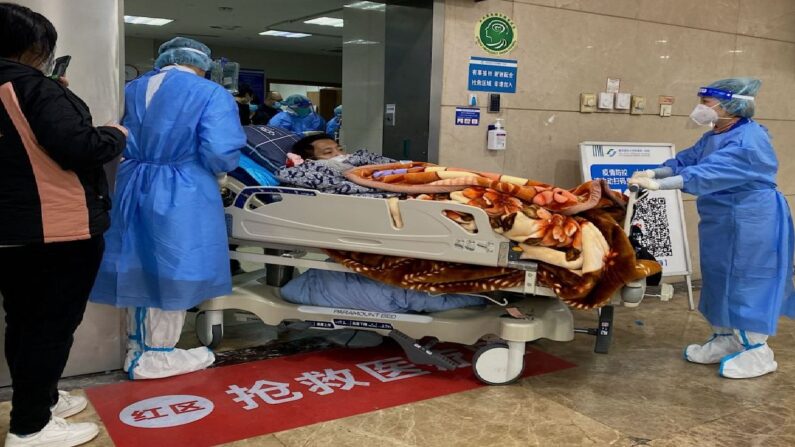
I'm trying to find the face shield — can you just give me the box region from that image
[697,87,755,103]
[294,107,312,118]
[282,95,313,117]
[688,87,756,128]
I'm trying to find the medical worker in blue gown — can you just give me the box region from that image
[90,37,246,379]
[326,105,342,138]
[629,78,795,379]
[267,94,326,135]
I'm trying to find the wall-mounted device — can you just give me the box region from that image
[580,93,597,113]
[630,96,646,115]
[385,103,396,126]
[487,93,501,113]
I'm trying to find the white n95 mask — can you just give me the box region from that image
[330,154,349,162]
[689,104,720,127]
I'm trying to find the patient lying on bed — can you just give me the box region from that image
[276,134,398,196]
[291,134,347,161]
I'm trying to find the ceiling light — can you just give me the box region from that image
[124,15,173,26]
[259,30,312,38]
[344,39,379,45]
[655,39,668,44]
[728,49,744,53]
[345,1,386,11]
[304,17,344,27]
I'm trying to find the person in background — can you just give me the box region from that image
[230,87,263,273]
[629,77,795,379]
[268,94,326,135]
[229,86,263,272]
[326,105,342,140]
[234,83,254,125]
[0,3,127,446]
[252,90,282,125]
[90,37,246,381]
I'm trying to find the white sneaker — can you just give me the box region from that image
[51,391,88,419]
[5,417,99,447]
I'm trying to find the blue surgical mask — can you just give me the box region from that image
[249,104,259,113]
[295,107,312,118]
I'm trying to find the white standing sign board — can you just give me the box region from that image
[580,142,694,309]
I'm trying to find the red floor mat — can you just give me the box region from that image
[87,344,574,447]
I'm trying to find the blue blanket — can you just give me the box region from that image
[281,269,486,313]
[238,153,279,186]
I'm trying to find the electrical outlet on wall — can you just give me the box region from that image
[598,92,614,110]
[630,95,646,114]
[615,93,632,110]
[659,104,672,117]
[580,93,597,113]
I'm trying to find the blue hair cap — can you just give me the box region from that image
[154,37,212,72]
[703,77,761,118]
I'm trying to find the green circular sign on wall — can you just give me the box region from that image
[475,13,517,55]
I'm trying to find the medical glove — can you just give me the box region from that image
[631,169,656,179]
[628,177,660,191]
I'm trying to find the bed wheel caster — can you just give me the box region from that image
[621,281,647,308]
[472,341,525,386]
[196,311,224,349]
[594,305,614,354]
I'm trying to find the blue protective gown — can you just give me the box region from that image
[90,68,246,310]
[326,116,341,136]
[663,119,795,334]
[268,111,326,135]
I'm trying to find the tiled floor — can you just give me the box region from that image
[1,286,794,446]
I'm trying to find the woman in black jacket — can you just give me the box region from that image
[0,4,127,446]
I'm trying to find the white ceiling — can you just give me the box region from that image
[124,0,354,55]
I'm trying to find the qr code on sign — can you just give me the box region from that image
[632,197,673,258]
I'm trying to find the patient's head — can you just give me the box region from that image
[291,134,345,160]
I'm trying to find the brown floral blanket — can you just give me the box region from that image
[328,162,661,309]
[325,251,526,295]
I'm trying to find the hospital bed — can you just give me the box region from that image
[195,179,651,385]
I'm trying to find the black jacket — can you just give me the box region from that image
[0,58,126,245]
[252,104,280,125]
[237,101,251,125]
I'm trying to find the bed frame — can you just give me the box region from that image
[195,182,648,385]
